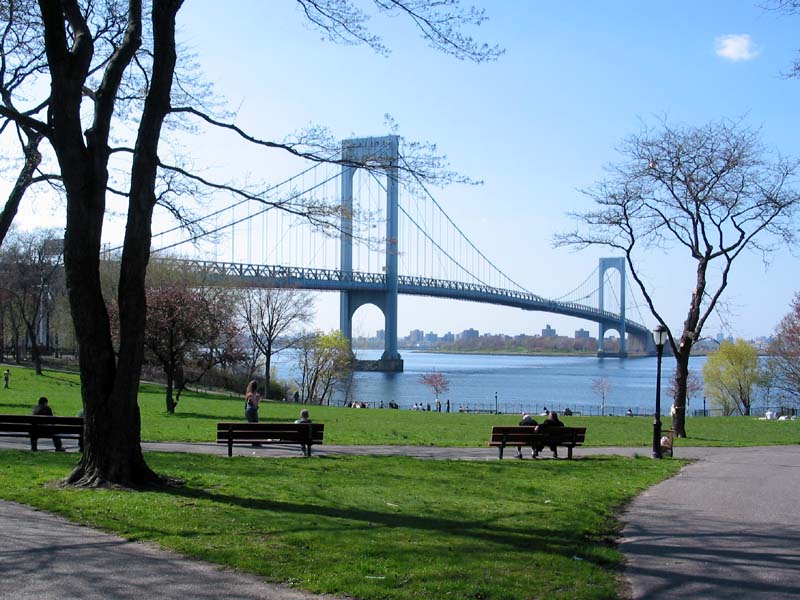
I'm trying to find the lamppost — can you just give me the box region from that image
[652,324,668,458]
[495,392,498,415]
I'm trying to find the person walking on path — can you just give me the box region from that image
[31,396,64,451]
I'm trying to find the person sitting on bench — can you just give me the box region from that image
[516,413,539,459]
[295,409,312,456]
[32,396,64,452]
[534,411,564,458]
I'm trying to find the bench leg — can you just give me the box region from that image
[228,440,233,457]
[30,437,38,452]
[498,445,504,460]
[567,447,573,460]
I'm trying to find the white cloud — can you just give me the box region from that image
[715,34,759,62]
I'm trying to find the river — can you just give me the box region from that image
[277,349,711,416]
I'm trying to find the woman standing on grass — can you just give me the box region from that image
[245,380,261,423]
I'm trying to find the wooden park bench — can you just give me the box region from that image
[488,425,586,460]
[216,422,324,457]
[0,414,84,451]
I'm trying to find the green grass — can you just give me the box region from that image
[0,450,682,600]
[1,365,798,447]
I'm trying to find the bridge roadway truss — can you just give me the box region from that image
[162,257,653,364]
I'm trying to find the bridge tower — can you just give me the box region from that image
[339,136,404,372]
[598,257,627,358]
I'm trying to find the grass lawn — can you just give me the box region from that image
[1,365,798,447]
[0,450,682,600]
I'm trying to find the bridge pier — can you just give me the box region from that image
[598,257,628,358]
[339,136,404,372]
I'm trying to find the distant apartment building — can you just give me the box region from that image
[408,329,425,344]
[424,331,439,343]
[441,332,455,343]
[575,328,590,339]
[376,329,385,341]
[458,328,479,341]
[542,324,557,337]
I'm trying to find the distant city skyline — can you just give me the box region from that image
[354,325,772,345]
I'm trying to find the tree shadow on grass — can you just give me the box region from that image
[0,402,30,410]
[40,373,81,387]
[151,481,612,568]
[163,412,227,421]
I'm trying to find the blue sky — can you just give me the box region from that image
[6,1,800,340]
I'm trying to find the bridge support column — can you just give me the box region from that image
[339,136,403,372]
[598,257,628,358]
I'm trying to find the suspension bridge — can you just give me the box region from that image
[139,135,653,372]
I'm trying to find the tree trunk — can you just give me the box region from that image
[36,0,183,488]
[671,339,692,437]
[165,369,175,414]
[26,322,42,375]
[264,341,273,399]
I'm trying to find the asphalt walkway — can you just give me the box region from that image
[1,439,798,599]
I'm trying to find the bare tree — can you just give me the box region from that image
[0,1,49,247]
[767,293,800,406]
[556,118,800,437]
[591,377,611,415]
[239,287,313,399]
[668,369,703,413]
[765,1,800,77]
[0,228,63,374]
[0,0,499,487]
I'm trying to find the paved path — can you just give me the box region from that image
[1,439,798,599]
[0,500,350,600]
[619,444,800,600]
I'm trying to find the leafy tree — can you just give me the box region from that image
[591,377,611,415]
[0,229,63,374]
[295,330,352,405]
[766,293,800,406]
[143,283,243,413]
[0,0,498,487]
[239,287,313,398]
[419,370,450,402]
[702,339,761,416]
[557,119,800,437]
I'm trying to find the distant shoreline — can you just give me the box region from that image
[404,349,650,358]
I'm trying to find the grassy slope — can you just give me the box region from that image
[1,366,798,447]
[0,450,681,600]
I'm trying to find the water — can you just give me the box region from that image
[275,349,710,416]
